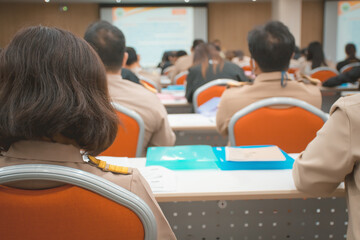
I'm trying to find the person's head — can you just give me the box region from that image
[191,39,205,51]
[176,50,187,58]
[84,20,126,73]
[225,50,235,61]
[193,43,224,77]
[212,39,222,51]
[345,43,356,58]
[306,41,327,69]
[233,50,245,60]
[0,26,118,155]
[248,21,295,73]
[125,47,138,67]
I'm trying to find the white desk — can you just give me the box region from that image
[157,89,191,113]
[167,113,227,146]
[168,113,216,131]
[100,155,347,239]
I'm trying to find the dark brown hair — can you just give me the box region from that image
[193,43,224,78]
[0,26,118,155]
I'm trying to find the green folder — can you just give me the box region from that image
[146,145,219,170]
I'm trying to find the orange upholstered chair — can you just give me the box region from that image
[174,71,188,85]
[192,79,239,113]
[228,97,328,153]
[139,77,159,93]
[100,103,145,157]
[310,67,339,82]
[339,62,360,73]
[0,164,157,240]
[241,65,252,72]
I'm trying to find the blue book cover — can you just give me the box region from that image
[212,145,294,170]
[146,145,219,170]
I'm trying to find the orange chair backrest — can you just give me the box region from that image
[100,111,140,157]
[0,184,144,240]
[342,66,353,73]
[197,85,226,107]
[242,65,252,71]
[140,80,157,92]
[311,70,337,82]
[233,107,324,153]
[287,68,299,74]
[176,74,187,85]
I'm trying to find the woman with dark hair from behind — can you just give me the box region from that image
[185,43,248,103]
[300,41,335,75]
[0,26,176,239]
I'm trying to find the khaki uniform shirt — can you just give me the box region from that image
[168,54,193,83]
[292,94,360,240]
[0,141,176,240]
[107,74,175,156]
[216,72,322,136]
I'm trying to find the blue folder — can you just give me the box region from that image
[165,85,185,91]
[146,145,294,171]
[212,145,294,170]
[146,145,219,170]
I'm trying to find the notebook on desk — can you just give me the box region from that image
[213,145,294,170]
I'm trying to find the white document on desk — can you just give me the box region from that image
[97,156,177,192]
[139,166,177,192]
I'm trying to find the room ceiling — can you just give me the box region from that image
[0,0,322,3]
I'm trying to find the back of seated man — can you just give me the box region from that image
[124,46,161,87]
[216,21,322,136]
[168,39,205,83]
[336,43,360,71]
[84,21,175,156]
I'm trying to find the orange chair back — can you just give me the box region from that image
[197,85,226,107]
[0,184,144,240]
[232,107,324,153]
[140,80,157,93]
[176,74,187,85]
[311,70,337,82]
[287,68,299,74]
[242,65,252,71]
[100,111,140,157]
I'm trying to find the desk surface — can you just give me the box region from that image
[99,155,345,202]
[168,114,216,131]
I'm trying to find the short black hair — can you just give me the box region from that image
[84,21,126,72]
[125,47,138,66]
[176,50,187,58]
[345,43,356,57]
[248,21,295,72]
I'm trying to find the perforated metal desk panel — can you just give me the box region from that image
[104,156,348,240]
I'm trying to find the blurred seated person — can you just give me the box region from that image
[157,51,177,74]
[323,66,360,87]
[84,21,175,156]
[0,26,176,240]
[292,92,360,240]
[231,50,251,68]
[300,41,335,75]
[124,47,160,86]
[216,21,322,136]
[336,43,360,71]
[211,39,226,59]
[176,50,187,58]
[168,39,205,82]
[185,43,248,103]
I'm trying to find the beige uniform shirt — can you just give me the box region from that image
[168,54,193,83]
[292,94,360,240]
[0,140,176,240]
[107,74,175,156]
[216,72,322,136]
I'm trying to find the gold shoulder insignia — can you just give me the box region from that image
[300,75,321,85]
[87,155,132,175]
[227,81,249,88]
[140,80,158,93]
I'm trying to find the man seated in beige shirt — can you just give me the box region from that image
[168,39,205,83]
[216,21,322,136]
[84,21,176,156]
[124,46,161,89]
